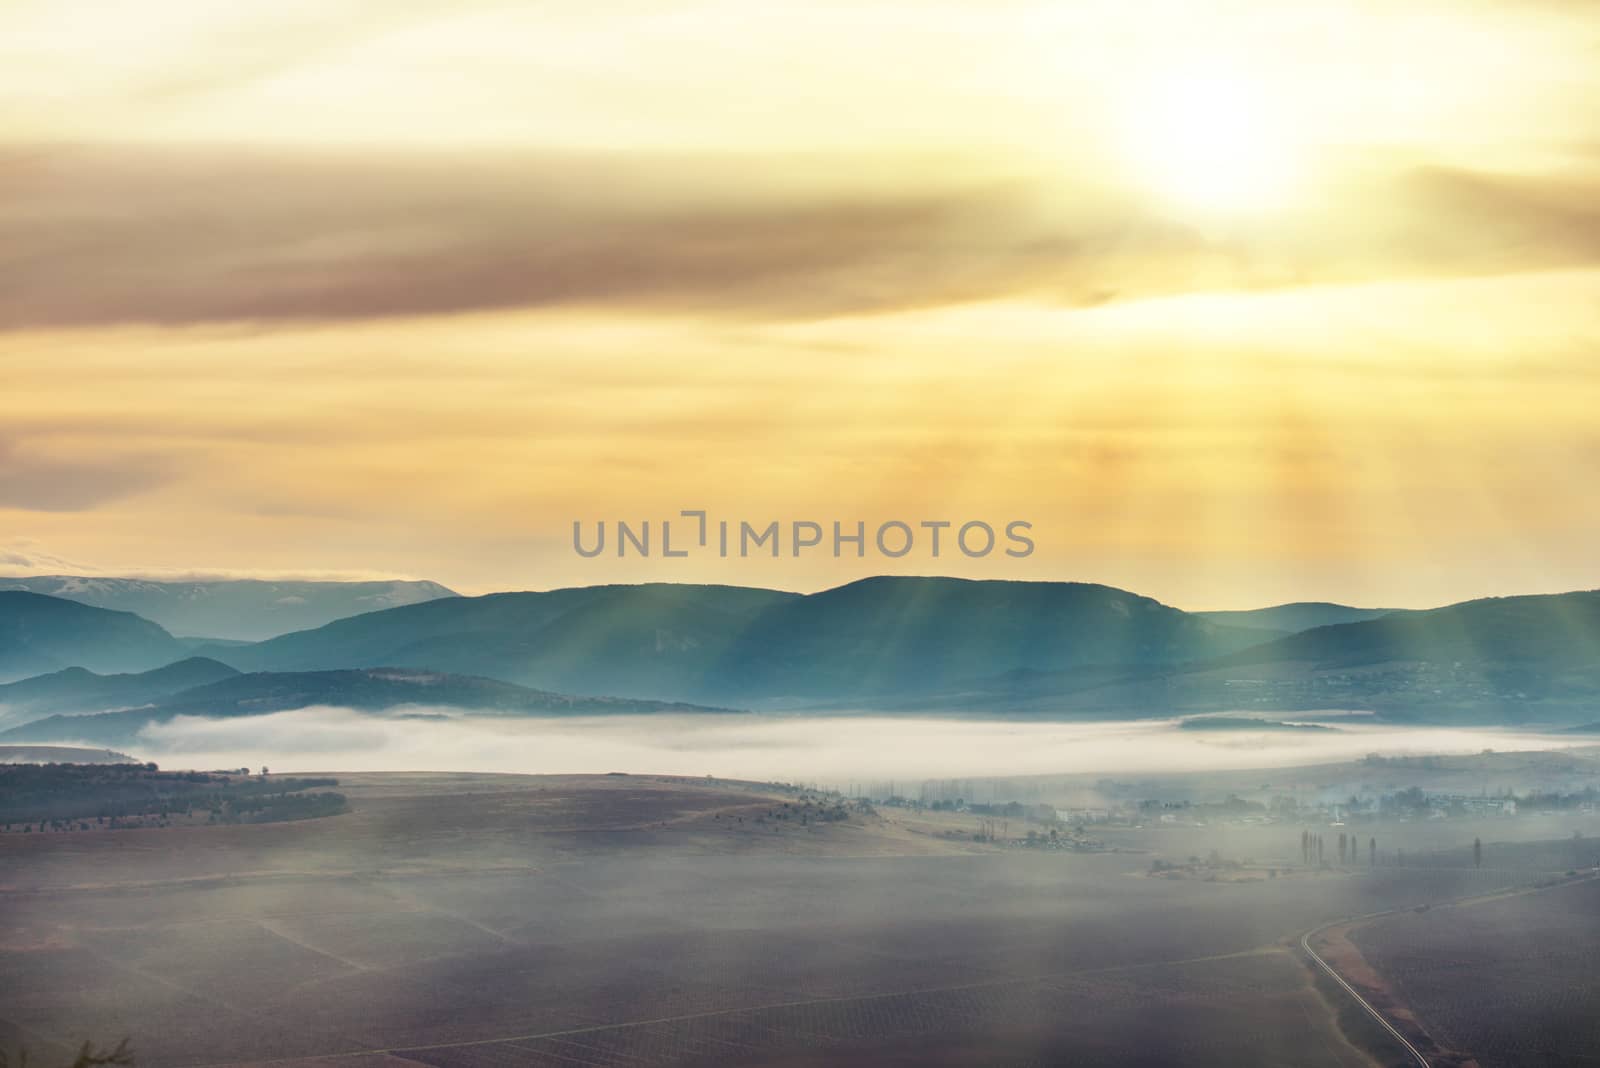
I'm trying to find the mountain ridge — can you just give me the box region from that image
[7,579,1600,726]
[0,591,186,682]
[0,656,241,725]
[0,575,458,641]
[1193,601,1392,635]
[207,577,1273,702]
[0,666,744,748]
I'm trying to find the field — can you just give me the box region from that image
[1348,874,1600,1067]
[0,772,1577,1066]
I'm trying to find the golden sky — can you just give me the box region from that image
[2,0,1598,608]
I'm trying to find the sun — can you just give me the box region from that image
[1120,66,1300,217]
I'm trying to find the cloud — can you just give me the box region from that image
[0,437,174,511]
[0,540,94,575]
[2,263,1597,606]
[3,146,1599,329]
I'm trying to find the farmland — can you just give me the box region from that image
[0,772,1582,1066]
[1349,874,1600,1067]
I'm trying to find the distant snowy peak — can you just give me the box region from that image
[26,576,169,598]
[0,577,458,642]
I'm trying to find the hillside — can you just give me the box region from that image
[0,657,240,726]
[0,591,186,682]
[211,583,802,699]
[1176,591,1600,722]
[709,576,1270,698]
[1218,591,1600,670]
[152,667,740,718]
[0,575,458,641]
[207,578,1268,702]
[0,667,742,747]
[11,577,1593,723]
[691,586,1600,723]
[1193,602,1391,635]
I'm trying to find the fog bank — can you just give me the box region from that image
[117,709,1593,783]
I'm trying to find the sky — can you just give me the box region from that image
[2,0,1598,609]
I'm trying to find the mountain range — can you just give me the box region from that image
[0,656,240,726]
[200,578,1273,701]
[0,667,740,748]
[0,576,457,641]
[3,575,1599,738]
[0,591,187,682]
[195,583,802,698]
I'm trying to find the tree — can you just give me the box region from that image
[1474,837,1482,869]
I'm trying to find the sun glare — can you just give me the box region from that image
[1120,66,1300,217]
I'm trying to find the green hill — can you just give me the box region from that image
[0,667,743,747]
[0,592,186,682]
[1193,601,1391,635]
[0,656,239,724]
[212,584,801,698]
[206,578,1268,702]
[1218,591,1600,670]
[710,576,1269,698]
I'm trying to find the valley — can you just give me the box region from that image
[3,771,1595,1067]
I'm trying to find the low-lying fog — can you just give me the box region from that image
[99,709,1594,782]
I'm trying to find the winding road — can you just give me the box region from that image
[1300,922,1429,1068]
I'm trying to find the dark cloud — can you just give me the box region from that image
[0,437,173,511]
[2,146,1598,328]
